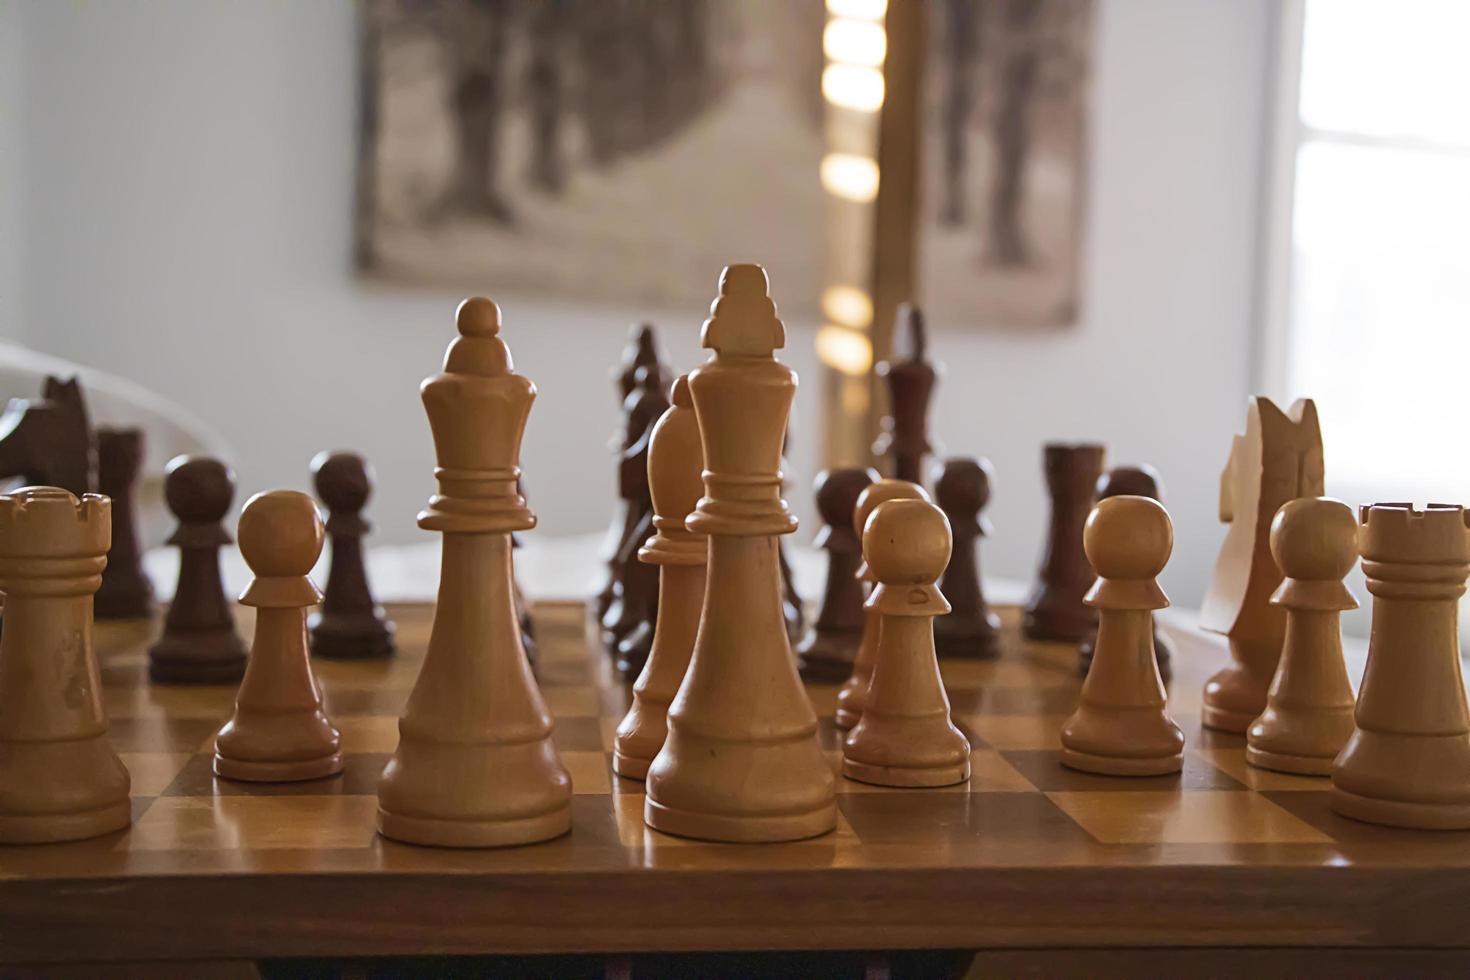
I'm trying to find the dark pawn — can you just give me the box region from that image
[596,325,669,620]
[308,451,395,660]
[933,457,1001,658]
[797,467,878,680]
[1078,464,1173,682]
[601,366,668,653]
[872,303,939,484]
[1024,443,1107,642]
[148,456,247,683]
[94,427,155,619]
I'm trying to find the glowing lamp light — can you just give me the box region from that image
[826,0,888,21]
[822,285,874,328]
[822,64,885,112]
[824,19,887,68]
[817,325,874,376]
[820,153,880,202]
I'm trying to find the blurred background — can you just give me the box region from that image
[1,0,1463,625]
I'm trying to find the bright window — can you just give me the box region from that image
[1271,0,1470,499]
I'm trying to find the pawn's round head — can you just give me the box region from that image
[164,455,236,524]
[311,451,372,514]
[238,490,323,577]
[864,498,952,586]
[455,296,501,337]
[815,467,878,529]
[853,478,930,536]
[1084,494,1172,580]
[1270,496,1357,582]
[932,457,993,516]
[1096,464,1162,503]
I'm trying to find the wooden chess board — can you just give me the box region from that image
[2,601,1469,966]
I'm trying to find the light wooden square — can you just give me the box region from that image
[1197,747,1329,792]
[543,685,601,717]
[334,716,401,754]
[117,752,195,797]
[1046,790,1331,844]
[956,712,1067,750]
[562,751,613,795]
[124,796,379,851]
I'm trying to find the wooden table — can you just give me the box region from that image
[2,601,1468,971]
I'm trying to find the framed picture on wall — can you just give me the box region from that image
[918,0,1094,329]
[356,0,825,315]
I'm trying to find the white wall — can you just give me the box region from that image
[0,4,25,344]
[7,0,1271,609]
[926,0,1270,606]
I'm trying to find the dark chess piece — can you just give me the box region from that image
[595,325,669,620]
[1023,443,1107,642]
[602,366,669,653]
[872,304,939,484]
[1078,465,1173,681]
[777,429,805,643]
[513,533,537,666]
[93,427,154,619]
[797,467,878,680]
[148,455,247,683]
[0,375,95,494]
[779,543,804,642]
[932,457,1001,659]
[614,509,659,678]
[308,451,395,660]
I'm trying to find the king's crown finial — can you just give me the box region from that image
[701,264,785,356]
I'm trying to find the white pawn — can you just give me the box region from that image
[1060,495,1184,776]
[214,490,343,782]
[843,498,970,787]
[1246,497,1358,775]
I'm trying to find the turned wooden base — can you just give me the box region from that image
[1331,787,1470,831]
[213,751,344,783]
[797,631,862,682]
[1203,665,1271,734]
[1245,745,1332,777]
[1201,702,1258,734]
[1021,606,1096,644]
[377,805,572,849]
[310,621,395,660]
[644,797,836,844]
[933,621,1001,660]
[0,799,132,845]
[93,583,155,621]
[149,629,247,684]
[612,751,651,781]
[842,757,971,789]
[1060,746,1183,777]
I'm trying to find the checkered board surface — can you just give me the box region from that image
[2,598,1465,884]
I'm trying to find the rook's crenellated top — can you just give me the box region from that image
[1359,503,1470,599]
[0,487,111,597]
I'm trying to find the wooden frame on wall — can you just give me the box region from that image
[816,0,927,473]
